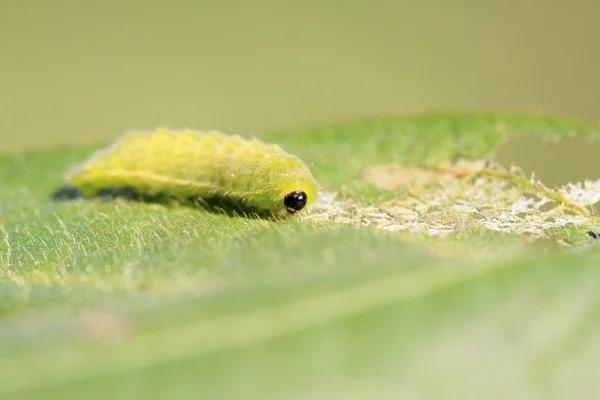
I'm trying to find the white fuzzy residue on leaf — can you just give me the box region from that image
[304,160,598,239]
[558,179,600,207]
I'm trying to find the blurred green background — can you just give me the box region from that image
[1,0,599,153]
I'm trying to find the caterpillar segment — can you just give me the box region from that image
[66,128,319,215]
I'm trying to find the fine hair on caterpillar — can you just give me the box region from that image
[63,128,319,217]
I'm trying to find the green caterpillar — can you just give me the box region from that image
[66,128,319,215]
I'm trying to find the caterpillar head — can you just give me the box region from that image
[283,191,308,214]
[267,155,318,216]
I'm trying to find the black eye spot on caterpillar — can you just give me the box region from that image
[284,191,308,214]
[588,231,599,239]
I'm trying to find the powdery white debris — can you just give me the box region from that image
[558,179,600,207]
[450,201,479,214]
[511,197,540,213]
[305,162,598,239]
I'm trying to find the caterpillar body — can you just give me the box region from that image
[66,128,319,215]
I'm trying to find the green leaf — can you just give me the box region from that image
[1,112,600,399]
